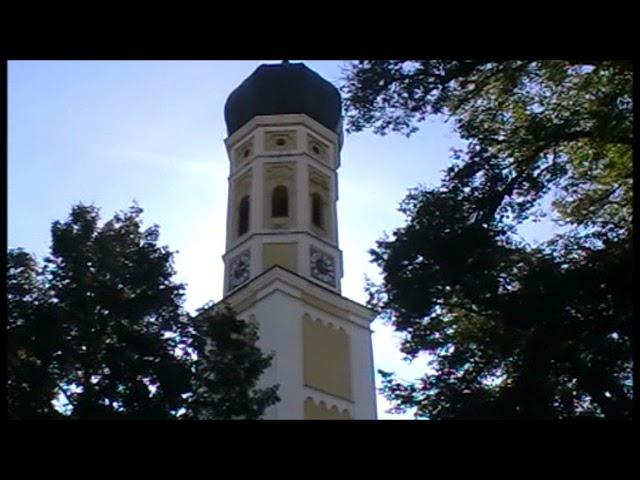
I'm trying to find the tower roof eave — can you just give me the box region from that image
[220,265,377,329]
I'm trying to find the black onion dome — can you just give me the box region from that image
[224,62,343,142]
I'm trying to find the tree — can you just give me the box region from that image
[7,203,278,419]
[188,305,279,419]
[8,249,64,419]
[341,60,633,419]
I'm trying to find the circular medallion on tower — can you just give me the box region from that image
[310,247,336,286]
[224,62,343,149]
[229,250,251,289]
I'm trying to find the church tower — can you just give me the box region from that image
[220,61,377,419]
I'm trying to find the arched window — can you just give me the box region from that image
[238,195,250,236]
[271,185,289,218]
[311,193,324,229]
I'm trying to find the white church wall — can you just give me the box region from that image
[252,289,305,420]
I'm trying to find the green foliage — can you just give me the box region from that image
[189,306,279,419]
[342,60,633,419]
[343,61,632,239]
[7,203,278,419]
[8,249,63,419]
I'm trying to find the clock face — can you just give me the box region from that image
[310,248,335,285]
[229,251,250,289]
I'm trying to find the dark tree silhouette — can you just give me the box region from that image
[341,60,632,419]
[7,203,278,419]
[189,305,279,419]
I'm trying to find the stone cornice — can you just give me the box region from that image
[224,114,341,169]
[223,230,341,262]
[220,266,376,330]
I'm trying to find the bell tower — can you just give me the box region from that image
[220,62,377,419]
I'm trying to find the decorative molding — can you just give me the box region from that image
[222,266,375,329]
[264,130,297,152]
[265,162,295,180]
[221,230,340,262]
[233,171,253,201]
[226,293,257,315]
[304,395,352,419]
[306,314,347,334]
[306,133,329,165]
[308,165,330,190]
[225,114,339,152]
[234,137,254,170]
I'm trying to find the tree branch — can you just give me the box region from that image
[56,382,76,411]
[547,129,632,146]
[439,301,496,321]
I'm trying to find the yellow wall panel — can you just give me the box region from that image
[303,316,352,400]
[263,243,297,272]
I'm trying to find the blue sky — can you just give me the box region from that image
[8,60,561,419]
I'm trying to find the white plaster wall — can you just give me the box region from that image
[349,320,378,419]
[252,289,305,419]
[232,272,376,420]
